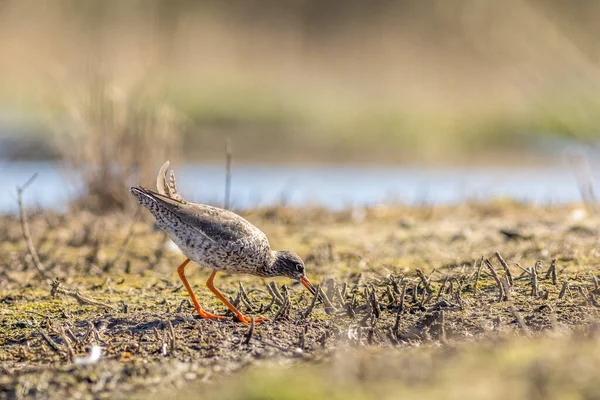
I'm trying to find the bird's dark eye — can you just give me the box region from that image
[295,264,303,272]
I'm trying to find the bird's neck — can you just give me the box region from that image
[262,250,280,277]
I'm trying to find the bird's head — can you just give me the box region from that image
[271,250,315,294]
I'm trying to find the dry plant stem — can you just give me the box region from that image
[514,263,531,279]
[558,281,569,300]
[298,328,306,350]
[438,310,447,343]
[411,282,419,304]
[415,269,433,295]
[51,279,117,311]
[303,284,320,318]
[167,319,176,355]
[393,281,407,333]
[238,282,258,312]
[334,285,347,309]
[577,286,596,307]
[436,276,449,300]
[473,256,483,294]
[17,174,52,285]
[484,258,506,301]
[59,326,74,362]
[545,259,558,285]
[320,286,337,313]
[397,280,407,312]
[453,278,464,307]
[37,329,61,353]
[243,317,255,345]
[509,305,531,337]
[495,251,513,286]
[175,300,189,313]
[224,138,232,210]
[260,339,292,352]
[273,285,291,320]
[530,265,539,297]
[501,276,512,301]
[266,282,285,306]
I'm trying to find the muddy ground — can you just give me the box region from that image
[2,201,600,399]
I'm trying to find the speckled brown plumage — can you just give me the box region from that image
[130,161,315,323]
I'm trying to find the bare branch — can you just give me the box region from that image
[16,174,52,284]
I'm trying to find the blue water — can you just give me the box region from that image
[0,160,589,213]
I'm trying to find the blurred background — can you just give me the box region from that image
[2,0,600,212]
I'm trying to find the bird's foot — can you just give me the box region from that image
[236,314,266,325]
[196,309,225,320]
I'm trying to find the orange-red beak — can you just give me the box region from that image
[301,276,316,295]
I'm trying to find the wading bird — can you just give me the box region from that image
[130,161,315,324]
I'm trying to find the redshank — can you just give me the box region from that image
[130,161,315,324]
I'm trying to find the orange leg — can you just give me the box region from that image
[206,269,265,325]
[177,258,223,320]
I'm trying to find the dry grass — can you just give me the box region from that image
[48,74,184,212]
[2,201,600,398]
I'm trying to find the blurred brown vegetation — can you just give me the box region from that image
[1,0,600,164]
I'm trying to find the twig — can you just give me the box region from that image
[473,256,483,294]
[51,279,117,311]
[85,320,105,344]
[298,326,307,350]
[411,281,419,304]
[164,320,175,354]
[436,276,449,300]
[558,281,569,299]
[398,280,407,312]
[545,259,557,285]
[303,283,337,314]
[266,282,285,306]
[303,284,320,318]
[500,276,512,301]
[495,252,513,286]
[260,339,293,352]
[393,281,407,334]
[59,326,74,362]
[318,332,328,348]
[238,282,258,312]
[437,310,447,343]
[484,258,506,301]
[273,285,291,320]
[243,317,255,345]
[530,265,539,297]
[368,286,381,319]
[509,305,531,337]
[415,269,433,295]
[514,263,531,279]
[334,284,348,309]
[577,286,591,306]
[37,328,61,353]
[16,174,52,284]
[453,277,464,308]
[224,138,232,210]
[175,299,190,313]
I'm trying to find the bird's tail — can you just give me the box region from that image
[156,161,186,204]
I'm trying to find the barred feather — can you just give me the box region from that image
[155,160,185,203]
